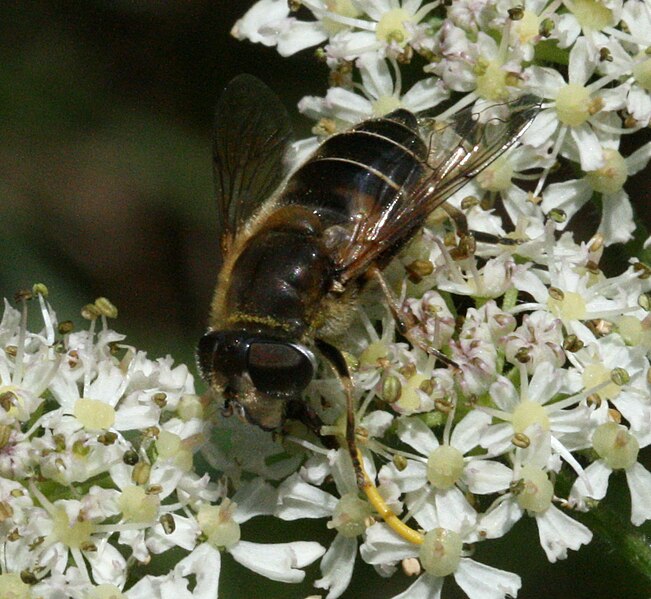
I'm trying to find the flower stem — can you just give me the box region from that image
[577,502,651,585]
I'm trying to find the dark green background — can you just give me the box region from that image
[1,2,649,597]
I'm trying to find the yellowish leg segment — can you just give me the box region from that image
[316,339,424,545]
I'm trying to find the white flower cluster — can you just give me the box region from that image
[4,1,651,597]
[225,0,651,597]
[235,0,651,246]
[0,290,324,598]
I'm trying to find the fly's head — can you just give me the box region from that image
[197,330,317,430]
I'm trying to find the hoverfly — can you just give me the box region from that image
[198,74,540,544]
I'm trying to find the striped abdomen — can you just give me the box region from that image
[280,108,429,232]
[221,109,428,338]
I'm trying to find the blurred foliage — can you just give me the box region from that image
[1,2,649,598]
[0,0,322,365]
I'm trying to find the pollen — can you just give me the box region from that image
[514,10,541,45]
[198,499,241,550]
[515,465,553,513]
[633,57,651,92]
[328,492,372,538]
[376,8,410,44]
[592,422,639,470]
[119,485,159,523]
[566,0,614,31]
[511,400,550,434]
[547,290,587,321]
[555,84,591,127]
[477,156,514,192]
[74,398,115,431]
[475,60,510,102]
[585,149,628,195]
[426,445,464,490]
[419,527,462,576]
[51,507,93,549]
[582,363,621,400]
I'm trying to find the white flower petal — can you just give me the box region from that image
[626,140,651,176]
[454,558,521,599]
[407,486,477,531]
[379,459,427,493]
[396,416,439,455]
[627,87,651,127]
[541,179,592,220]
[314,533,357,599]
[599,190,634,246]
[520,107,558,146]
[359,522,416,565]
[362,409,394,437]
[477,498,523,539]
[87,543,127,587]
[147,514,199,554]
[174,544,221,599]
[390,573,443,599]
[568,124,603,172]
[567,37,595,85]
[527,362,561,404]
[277,20,328,56]
[526,67,566,99]
[229,540,325,583]
[626,462,651,525]
[535,504,592,562]
[479,422,513,455]
[325,87,373,123]
[276,474,337,520]
[464,459,513,494]
[233,478,278,523]
[450,410,492,455]
[113,404,159,430]
[231,0,291,46]
[357,54,393,101]
[402,78,449,113]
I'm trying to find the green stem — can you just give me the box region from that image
[577,502,651,584]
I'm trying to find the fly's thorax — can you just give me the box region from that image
[210,202,332,333]
[222,213,333,338]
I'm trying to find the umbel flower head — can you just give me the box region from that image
[4,0,651,597]
[224,0,651,597]
[0,288,324,597]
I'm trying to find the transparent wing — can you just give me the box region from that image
[213,74,293,251]
[333,95,542,283]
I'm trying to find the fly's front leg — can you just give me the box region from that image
[368,265,457,369]
[315,339,424,545]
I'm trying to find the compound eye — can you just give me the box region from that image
[197,330,247,386]
[247,341,315,395]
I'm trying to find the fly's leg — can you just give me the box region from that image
[315,339,424,545]
[285,398,338,450]
[442,202,522,255]
[368,265,457,369]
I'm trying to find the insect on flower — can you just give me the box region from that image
[198,74,540,544]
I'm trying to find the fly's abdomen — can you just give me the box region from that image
[224,219,332,337]
[280,109,428,226]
